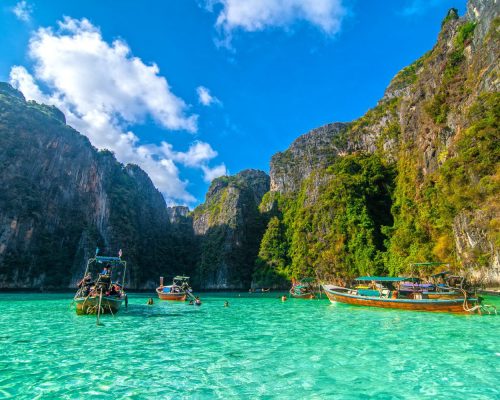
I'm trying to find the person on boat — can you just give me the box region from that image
[78,273,92,288]
[108,284,118,296]
[101,265,110,276]
[224,301,229,307]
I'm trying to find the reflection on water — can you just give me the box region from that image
[0,292,498,399]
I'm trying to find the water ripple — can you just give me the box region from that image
[0,293,498,399]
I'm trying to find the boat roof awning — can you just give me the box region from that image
[355,276,417,282]
[93,256,126,266]
[173,276,190,280]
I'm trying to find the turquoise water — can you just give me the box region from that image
[0,292,499,399]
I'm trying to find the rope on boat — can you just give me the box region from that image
[107,303,115,318]
[460,288,497,315]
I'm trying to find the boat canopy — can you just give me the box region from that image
[355,276,418,282]
[93,256,126,267]
[173,276,190,280]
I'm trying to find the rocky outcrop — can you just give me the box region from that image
[167,206,190,223]
[265,0,499,284]
[192,170,270,289]
[0,83,180,289]
[270,123,348,194]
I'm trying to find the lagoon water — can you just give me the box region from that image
[0,292,498,399]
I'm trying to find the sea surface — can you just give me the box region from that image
[0,292,499,399]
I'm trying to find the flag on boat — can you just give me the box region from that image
[118,249,122,258]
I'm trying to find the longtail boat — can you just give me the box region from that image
[405,262,464,299]
[322,276,486,314]
[290,277,317,299]
[74,254,127,317]
[156,276,195,301]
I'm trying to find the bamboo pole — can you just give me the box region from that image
[97,288,103,325]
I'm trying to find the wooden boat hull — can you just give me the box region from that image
[156,289,187,301]
[289,290,316,299]
[75,296,123,315]
[425,291,461,299]
[322,286,479,314]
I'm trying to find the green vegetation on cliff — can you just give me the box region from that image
[255,154,395,282]
[257,7,499,284]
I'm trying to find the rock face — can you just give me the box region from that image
[192,170,270,289]
[0,0,497,289]
[0,83,187,289]
[270,123,348,194]
[0,84,268,290]
[263,0,500,285]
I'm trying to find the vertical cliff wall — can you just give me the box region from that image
[260,0,499,285]
[0,83,186,289]
[191,170,270,289]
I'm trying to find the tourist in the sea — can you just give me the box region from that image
[281,295,287,302]
[195,296,202,306]
[224,301,229,307]
[147,298,154,305]
[188,299,194,305]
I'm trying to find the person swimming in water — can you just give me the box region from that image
[147,298,154,305]
[194,296,202,306]
[224,301,229,307]
[281,295,288,302]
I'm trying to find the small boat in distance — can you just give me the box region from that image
[156,276,195,301]
[74,253,127,318]
[322,276,490,314]
[290,278,317,299]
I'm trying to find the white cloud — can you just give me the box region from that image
[9,17,225,204]
[12,1,32,22]
[206,0,346,43]
[157,141,228,182]
[196,86,221,106]
[201,164,228,183]
[160,141,217,167]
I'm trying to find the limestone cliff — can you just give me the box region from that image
[263,0,499,285]
[192,170,270,289]
[0,83,188,289]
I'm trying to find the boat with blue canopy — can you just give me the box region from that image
[289,277,317,299]
[322,275,492,314]
[73,252,128,319]
[156,276,196,301]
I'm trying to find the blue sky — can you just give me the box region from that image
[0,0,467,205]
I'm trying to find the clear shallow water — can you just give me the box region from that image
[0,292,498,399]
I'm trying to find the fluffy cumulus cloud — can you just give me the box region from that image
[196,86,221,106]
[12,0,32,22]
[207,0,346,42]
[157,141,227,182]
[9,17,226,204]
